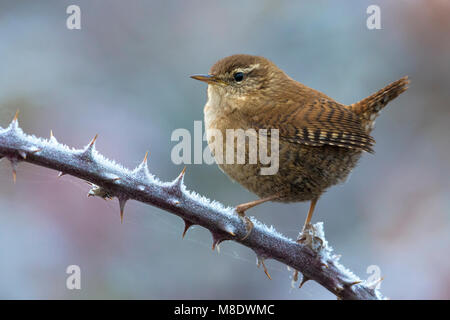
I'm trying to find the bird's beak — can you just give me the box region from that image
[190,74,225,85]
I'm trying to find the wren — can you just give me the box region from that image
[191,54,409,240]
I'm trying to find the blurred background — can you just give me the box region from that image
[0,0,449,299]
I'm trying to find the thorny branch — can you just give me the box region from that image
[0,113,383,300]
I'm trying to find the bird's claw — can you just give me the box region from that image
[240,215,254,241]
[235,206,254,240]
[296,223,324,250]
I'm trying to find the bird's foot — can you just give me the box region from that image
[296,223,324,251]
[235,205,254,241]
[234,195,280,240]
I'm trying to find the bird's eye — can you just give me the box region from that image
[233,72,244,82]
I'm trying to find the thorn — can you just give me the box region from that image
[182,219,193,238]
[211,233,224,251]
[88,134,98,148]
[256,256,272,280]
[13,110,19,122]
[171,166,187,191]
[81,134,98,158]
[299,275,310,288]
[368,277,384,290]
[177,166,186,182]
[17,149,41,160]
[49,130,58,143]
[292,270,299,282]
[118,196,128,224]
[30,148,42,155]
[8,157,18,184]
[133,151,150,178]
[211,239,221,251]
[9,110,20,130]
[57,171,66,178]
[348,280,362,287]
[222,224,236,237]
[227,230,236,237]
[290,270,298,289]
[138,151,149,169]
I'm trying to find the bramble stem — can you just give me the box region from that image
[0,116,382,300]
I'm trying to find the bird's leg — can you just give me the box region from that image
[303,197,318,231]
[236,194,279,240]
[297,197,319,244]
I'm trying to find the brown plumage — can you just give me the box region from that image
[191,54,409,238]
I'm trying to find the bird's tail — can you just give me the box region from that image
[349,76,409,133]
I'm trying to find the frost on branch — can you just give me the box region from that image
[0,113,383,300]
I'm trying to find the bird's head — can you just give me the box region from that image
[191,54,286,100]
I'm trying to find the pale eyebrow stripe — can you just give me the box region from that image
[234,64,260,74]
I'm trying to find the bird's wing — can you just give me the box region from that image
[247,97,375,153]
